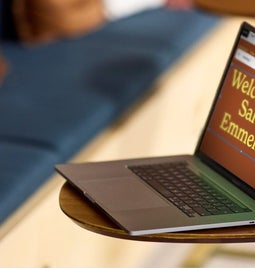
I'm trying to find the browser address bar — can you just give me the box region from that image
[235,48,255,70]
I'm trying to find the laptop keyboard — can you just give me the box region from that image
[129,162,251,217]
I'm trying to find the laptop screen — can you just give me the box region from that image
[198,22,255,190]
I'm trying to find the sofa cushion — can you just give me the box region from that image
[84,8,220,109]
[0,142,58,222]
[0,58,116,159]
[1,8,219,158]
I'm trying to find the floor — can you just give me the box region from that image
[1,17,255,268]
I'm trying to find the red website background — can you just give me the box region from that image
[200,38,255,188]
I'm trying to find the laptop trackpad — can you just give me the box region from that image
[80,177,168,212]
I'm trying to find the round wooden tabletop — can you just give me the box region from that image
[59,182,255,243]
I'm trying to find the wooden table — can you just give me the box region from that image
[59,182,255,244]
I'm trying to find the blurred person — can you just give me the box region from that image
[0,0,191,89]
[12,0,193,44]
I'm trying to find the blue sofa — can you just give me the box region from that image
[0,7,219,225]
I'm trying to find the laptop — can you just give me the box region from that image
[56,22,255,235]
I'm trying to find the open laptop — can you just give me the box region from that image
[56,22,255,235]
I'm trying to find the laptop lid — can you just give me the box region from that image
[196,22,255,199]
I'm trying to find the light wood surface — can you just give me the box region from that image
[195,0,255,16]
[59,182,255,243]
